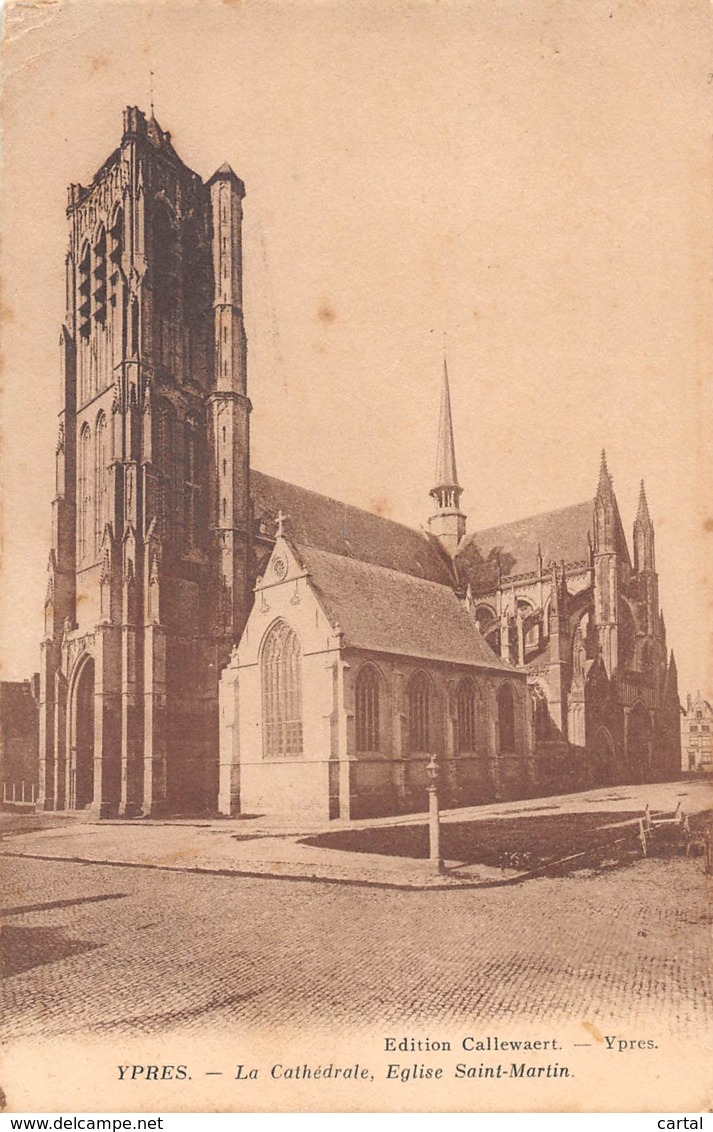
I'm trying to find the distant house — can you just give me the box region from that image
[681,692,713,773]
[0,679,39,806]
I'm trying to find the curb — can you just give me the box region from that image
[0,848,533,892]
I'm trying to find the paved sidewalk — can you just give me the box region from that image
[1,779,710,889]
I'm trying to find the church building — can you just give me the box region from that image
[38,108,681,819]
[453,456,681,794]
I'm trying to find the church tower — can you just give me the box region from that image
[39,108,251,817]
[428,357,466,555]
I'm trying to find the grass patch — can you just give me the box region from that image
[302,809,711,871]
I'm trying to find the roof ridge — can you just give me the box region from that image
[295,540,457,592]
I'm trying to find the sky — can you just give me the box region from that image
[0,0,711,695]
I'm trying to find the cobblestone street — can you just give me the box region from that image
[2,853,710,1041]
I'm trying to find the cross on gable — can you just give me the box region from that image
[275,509,290,538]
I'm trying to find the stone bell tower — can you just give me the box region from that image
[39,107,251,817]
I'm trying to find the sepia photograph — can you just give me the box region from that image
[0,0,711,1115]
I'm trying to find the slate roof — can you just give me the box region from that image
[295,543,510,670]
[457,500,594,586]
[251,470,454,586]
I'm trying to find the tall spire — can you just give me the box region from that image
[428,352,466,556]
[434,354,460,491]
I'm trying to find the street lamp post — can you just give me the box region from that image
[426,754,443,874]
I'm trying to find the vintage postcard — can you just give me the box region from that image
[0,0,711,1115]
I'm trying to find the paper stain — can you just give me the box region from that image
[369,496,394,519]
[581,1021,604,1043]
[88,55,109,76]
[0,301,15,326]
[317,300,336,325]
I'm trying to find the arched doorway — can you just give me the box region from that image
[72,658,95,809]
[627,702,652,783]
[590,727,616,786]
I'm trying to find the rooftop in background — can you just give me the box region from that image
[457,500,594,587]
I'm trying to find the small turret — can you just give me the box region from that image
[428,355,466,556]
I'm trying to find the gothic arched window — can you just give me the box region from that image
[78,241,91,344]
[262,620,303,759]
[109,209,123,287]
[156,403,174,534]
[184,418,199,551]
[77,423,93,565]
[532,685,549,741]
[355,665,380,753]
[153,202,180,314]
[94,412,110,555]
[456,677,477,753]
[109,208,125,358]
[182,216,211,329]
[408,671,431,753]
[93,225,107,328]
[498,683,516,753]
[517,598,538,653]
[475,604,496,633]
[619,599,637,670]
[65,252,75,331]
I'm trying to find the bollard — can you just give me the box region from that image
[638,818,648,857]
[425,755,443,875]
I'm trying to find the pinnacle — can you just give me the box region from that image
[597,448,612,497]
[209,162,241,185]
[636,479,652,524]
